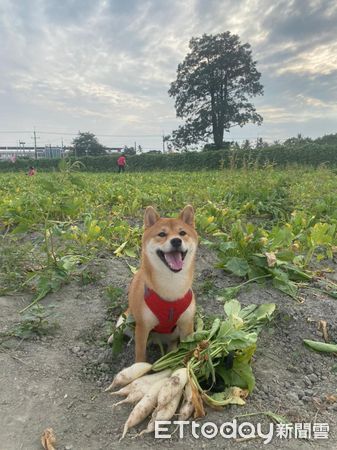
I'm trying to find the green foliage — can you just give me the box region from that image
[106,286,124,309]
[152,300,275,403]
[72,132,107,156]
[168,31,263,149]
[215,218,315,300]
[20,254,83,313]
[0,237,36,294]
[303,339,337,353]
[11,304,59,339]
[3,137,337,172]
[1,168,337,305]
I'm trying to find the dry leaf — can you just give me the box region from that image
[41,428,56,450]
[190,378,205,418]
[231,387,249,400]
[265,252,277,268]
[325,394,337,404]
[317,320,329,342]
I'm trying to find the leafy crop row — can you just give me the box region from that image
[1,141,337,173]
[1,167,337,306]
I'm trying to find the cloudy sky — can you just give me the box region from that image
[1,0,336,150]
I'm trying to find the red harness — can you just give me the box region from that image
[144,286,193,334]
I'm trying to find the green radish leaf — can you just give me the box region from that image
[239,304,258,319]
[303,339,337,353]
[208,318,221,339]
[227,332,258,350]
[224,299,241,318]
[196,316,204,331]
[225,257,249,277]
[252,303,276,322]
[250,254,269,269]
[219,241,237,252]
[183,330,209,342]
[124,248,137,258]
[209,387,247,406]
[272,277,297,298]
[218,286,241,301]
[217,345,256,392]
[271,268,298,298]
[217,321,235,338]
[248,266,268,279]
[285,264,312,281]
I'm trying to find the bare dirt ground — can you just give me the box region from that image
[1,247,337,450]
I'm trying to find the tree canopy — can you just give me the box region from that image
[72,132,106,156]
[169,32,264,149]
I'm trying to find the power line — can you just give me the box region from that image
[0,130,162,138]
[0,130,32,133]
[0,130,289,140]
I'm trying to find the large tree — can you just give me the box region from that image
[72,132,106,156]
[169,32,264,149]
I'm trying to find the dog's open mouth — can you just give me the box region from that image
[157,250,187,272]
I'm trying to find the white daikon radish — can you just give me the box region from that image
[107,362,152,390]
[139,391,182,436]
[119,376,169,440]
[106,368,172,393]
[178,380,194,420]
[157,367,188,408]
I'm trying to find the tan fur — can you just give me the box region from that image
[128,205,198,362]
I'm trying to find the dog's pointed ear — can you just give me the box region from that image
[144,206,160,229]
[179,205,195,228]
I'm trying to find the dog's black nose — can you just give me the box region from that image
[170,237,182,248]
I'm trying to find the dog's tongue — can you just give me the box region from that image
[164,251,183,270]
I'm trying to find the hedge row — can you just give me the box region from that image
[1,143,337,172]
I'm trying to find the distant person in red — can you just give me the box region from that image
[117,154,126,173]
[28,166,36,176]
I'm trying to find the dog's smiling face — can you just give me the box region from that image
[143,205,198,273]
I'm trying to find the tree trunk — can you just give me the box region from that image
[213,124,224,149]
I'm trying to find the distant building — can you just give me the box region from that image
[0,146,66,159]
[0,145,124,159]
[105,147,123,154]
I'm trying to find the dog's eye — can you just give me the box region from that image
[158,231,166,237]
[179,230,187,236]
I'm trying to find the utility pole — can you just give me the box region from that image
[32,128,39,160]
[134,141,137,153]
[34,129,37,159]
[19,141,25,156]
[162,131,165,153]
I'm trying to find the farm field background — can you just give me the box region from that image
[1,167,337,449]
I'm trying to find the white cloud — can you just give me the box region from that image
[276,42,337,76]
[0,0,337,147]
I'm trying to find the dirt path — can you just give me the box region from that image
[1,249,337,449]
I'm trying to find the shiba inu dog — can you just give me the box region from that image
[110,205,198,362]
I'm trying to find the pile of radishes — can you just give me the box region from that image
[105,301,277,439]
[106,362,195,440]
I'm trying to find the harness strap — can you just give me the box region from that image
[144,286,192,334]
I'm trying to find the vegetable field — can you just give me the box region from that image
[1,167,337,449]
